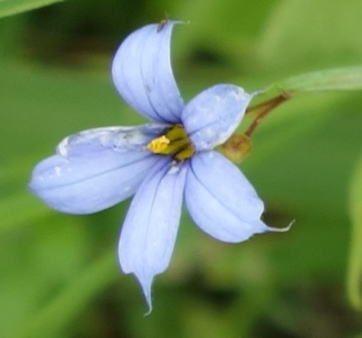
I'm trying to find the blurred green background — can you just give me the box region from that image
[1,0,362,337]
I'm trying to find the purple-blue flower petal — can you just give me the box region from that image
[112,22,184,123]
[118,160,187,312]
[185,151,282,243]
[56,124,168,156]
[29,127,165,214]
[182,84,253,150]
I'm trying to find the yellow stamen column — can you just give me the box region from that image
[146,125,195,161]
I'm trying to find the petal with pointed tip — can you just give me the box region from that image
[182,84,253,150]
[118,161,186,312]
[185,151,288,242]
[29,126,168,214]
[112,22,184,123]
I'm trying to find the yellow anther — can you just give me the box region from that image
[146,125,195,161]
[146,135,170,153]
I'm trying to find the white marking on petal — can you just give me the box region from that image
[168,165,180,175]
[54,166,61,176]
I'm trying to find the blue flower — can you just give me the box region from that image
[29,21,289,312]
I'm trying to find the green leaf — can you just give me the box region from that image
[274,66,362,95]
[0,0,63,19]
[347,154,362,310]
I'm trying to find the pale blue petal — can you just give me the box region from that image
[112,22,184,123]
[182,84,253,150]
[56,124,168,157]
[185,151,289,242]
[118,161,187,312]
[29,126,168,214]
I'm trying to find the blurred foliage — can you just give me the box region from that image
[0,0,63,19]
[258,0,362,72]
[274,67,362,94]
[348,156,362,311]
[0,0,362,337]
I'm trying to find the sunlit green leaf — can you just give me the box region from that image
[0,0,63,19]
[275,67,362,94]
[347,155,362,310]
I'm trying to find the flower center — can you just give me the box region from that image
[146,124,195,161]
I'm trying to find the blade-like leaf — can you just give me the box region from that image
[347,154,362,310]
[273,66,362,95]
[0,0,63,19]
